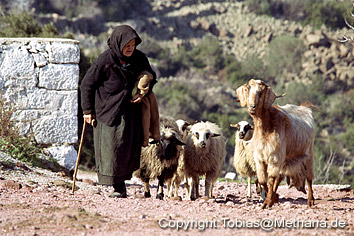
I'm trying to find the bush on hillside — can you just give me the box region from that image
[225,54,266,87]
[245,0,354,30]
[263,34,304,81]
[0,11,58,37]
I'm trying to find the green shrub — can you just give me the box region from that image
[246,0,353,30]
[225,54,266,87]
[303,0,352,29]
[263,34,304,80]
[97,0,149,21]
[0,11,59,37]
[185,35,225,73]
[245,0,272,16]
[139,37,187,77]
[0,95,42,166]
[154,82,201,120]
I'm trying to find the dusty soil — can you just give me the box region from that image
[0,155,353,236]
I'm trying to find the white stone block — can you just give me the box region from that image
[27,89,77,115]
[33,53,48,67]
[33,115,78,144]
[46,144,78,170]
[0,45,36,88]
[39,64,79,90]
[47,42,80,64]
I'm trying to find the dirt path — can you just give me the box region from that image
[0,160,353,236]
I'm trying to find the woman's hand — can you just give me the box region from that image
[130,94,143,103]
[83,114,95,125]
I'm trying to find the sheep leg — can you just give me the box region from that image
[204,176,211,199]
[174,178,181,199]
[195,177,200,199]
[143,178,151,198]
[209,180,215,198]
[255,177,260,194]
[247,177,252,198]
[185,177,191,199]
[156,176,164,200]
[189,177,198,200]
[255,177,266,201]
[307,179,315,207]
[166,178,173,198]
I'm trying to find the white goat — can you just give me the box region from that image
[236,79,315,208]
[134,116,185,200]
[230,121,265,199]
[183,121,226,200]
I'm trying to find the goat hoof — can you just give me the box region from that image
[156,193,164,200]
[144,192,151,198]
[262,198,273,209]
[307,198,315,207]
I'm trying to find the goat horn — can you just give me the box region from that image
[276,93,286,98]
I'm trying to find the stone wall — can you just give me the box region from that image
[0,38,80,170]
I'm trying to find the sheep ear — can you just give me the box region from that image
[175,138,186,146]
[264,86,276,108]
[236,85,248,107]
[230,124,239,129]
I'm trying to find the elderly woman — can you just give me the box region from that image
[80,25,157,198]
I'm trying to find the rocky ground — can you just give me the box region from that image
[0,153,353,236]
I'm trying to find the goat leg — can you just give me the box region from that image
[271,176,281,203]
[307,179,315,207]
[262,176,276,209]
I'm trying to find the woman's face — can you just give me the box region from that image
[122,38,136,57]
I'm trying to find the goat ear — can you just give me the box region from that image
[236,85,248,107]
[211,133,221,138]
[264,86,276,108]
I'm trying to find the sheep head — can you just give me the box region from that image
[157,130,185,160]
[190,128,220,149]
[230,121,253,141]
[236,79,277,115]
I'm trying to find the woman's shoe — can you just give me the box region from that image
[109,191,127,198]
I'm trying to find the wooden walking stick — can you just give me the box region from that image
[72,119,95,194]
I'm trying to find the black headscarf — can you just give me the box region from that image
[107,25,142,63]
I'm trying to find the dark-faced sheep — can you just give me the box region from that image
[183,121,226,200]
[134,116,185,200]
[230,121,265,199]
[236,79,315,208]
[166,119,198,199]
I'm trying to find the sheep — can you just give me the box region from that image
[134,115,185,200]
[166,119,197,199]
[183,121,226,200]
[236,79,315,209]
[230,121,265,200]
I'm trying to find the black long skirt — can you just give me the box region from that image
[93,104,143,185]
